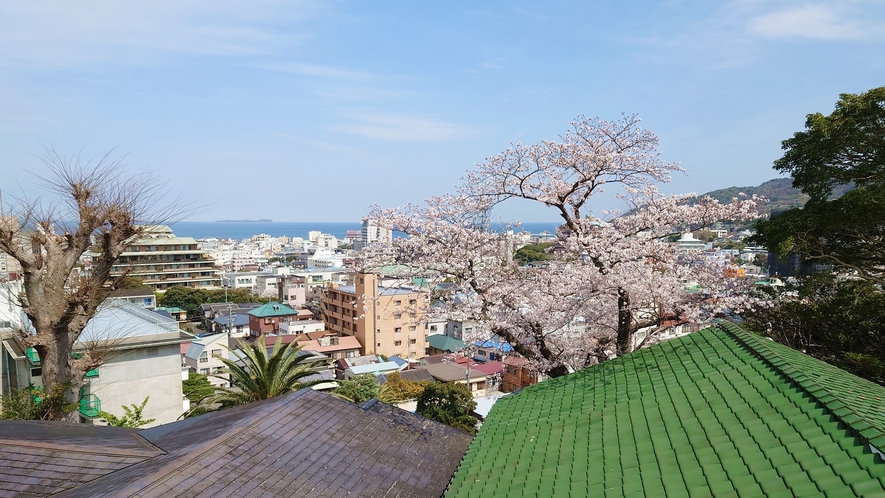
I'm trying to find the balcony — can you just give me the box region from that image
[79,394,101,418]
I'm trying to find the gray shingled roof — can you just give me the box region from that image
[0,389,473,497]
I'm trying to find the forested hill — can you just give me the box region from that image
[702,178,853,214]
[702,178,807,213]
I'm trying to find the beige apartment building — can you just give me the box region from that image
[322,273,428,359]
[110,225,220,292]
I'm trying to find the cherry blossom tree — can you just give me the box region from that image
[363,115,760,377]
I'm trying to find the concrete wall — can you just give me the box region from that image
[86,343,185,427]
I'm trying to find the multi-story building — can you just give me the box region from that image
[111,226,220,292]
[356,220,392,250]
[322,273,428,359]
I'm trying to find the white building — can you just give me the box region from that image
[184,333,231,388]
[358,220,392,250]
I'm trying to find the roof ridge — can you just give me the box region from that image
[718,322,885,452]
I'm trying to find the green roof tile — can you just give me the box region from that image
[445,325,885,497]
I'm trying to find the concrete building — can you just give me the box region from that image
[111,225,220,292]
[322,273,428,359]
[356,220,392,250]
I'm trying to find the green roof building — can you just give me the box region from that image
[428,334,467,354]
[447,323,885,497]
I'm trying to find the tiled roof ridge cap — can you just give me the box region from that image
[717,322,885,451]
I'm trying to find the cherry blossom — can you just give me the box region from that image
[362,115,761,376]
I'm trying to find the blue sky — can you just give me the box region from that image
[1,1,883,222]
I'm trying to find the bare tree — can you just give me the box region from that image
[0,147,184,418]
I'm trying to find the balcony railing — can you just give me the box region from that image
[79,394,101,418]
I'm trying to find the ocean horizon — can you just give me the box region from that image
[170,221,562,241]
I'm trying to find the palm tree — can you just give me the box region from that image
[211,335,323,406]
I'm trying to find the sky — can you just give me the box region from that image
[0,1,883,222]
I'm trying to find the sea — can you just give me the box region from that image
[169,221,562,241]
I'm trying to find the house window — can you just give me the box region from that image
[409,299,416,305]
[395,340,402,346]
[211,349,222,357]
[346,351,357,358]
[409,326,416,331]
[265,318,272,324]
[394,313,402,319]
[430,325,437,332]
[409,339,416,344]
[394,327,402,333]
[465,327,473,334]
[394,300,401,306]
[200,352,208,363]
[199,368,209,375]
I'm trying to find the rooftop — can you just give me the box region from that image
[446,324,885,497]
[247,301,299,318]
[0,389,473,497]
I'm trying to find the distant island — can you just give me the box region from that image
[215,219,273,223]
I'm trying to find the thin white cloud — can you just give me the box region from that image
[748,4,877,40]
[251,62,377,81]
[331,111,479,142]
[631,1,884,69]
[0,1,322,67]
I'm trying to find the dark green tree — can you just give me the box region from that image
[416,382,478,434]
[157,286,207,317]
[210,336,322,406]
[743,275,885,385]
[754,87,885,283]
[0,383,77,421]
[183,372,216,404]
[331,374,380,403]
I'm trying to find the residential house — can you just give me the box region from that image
[447,323,885,497]
[278,319,325,336]
[297,334,362,360]
[473,337,513,362]
[501,355,545,392]
[427,334,467,355]
[211,314,250,339]
[323,272,428,359]
[342,361,402,380]
[199,302,262,331]
[334,354,383,379]
[416,362,488,397]
[0,388,473,497]
[445,318,480,341]
[247,301,303,338]
[110,225,220,292]
[183,333,231,388]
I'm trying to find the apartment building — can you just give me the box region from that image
[322,273,428,359]
[111,226,220,292]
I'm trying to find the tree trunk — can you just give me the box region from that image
[617,287,633,356]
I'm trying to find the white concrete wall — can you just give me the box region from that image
[87,343,185,427]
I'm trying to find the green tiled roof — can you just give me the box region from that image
[428,334,467,353]
[446,325,885,497]
[247,302,298,318]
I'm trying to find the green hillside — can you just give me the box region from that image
[702,178,807,213]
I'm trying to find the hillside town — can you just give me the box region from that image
[1,209,780,426]
[2,88,884,496]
